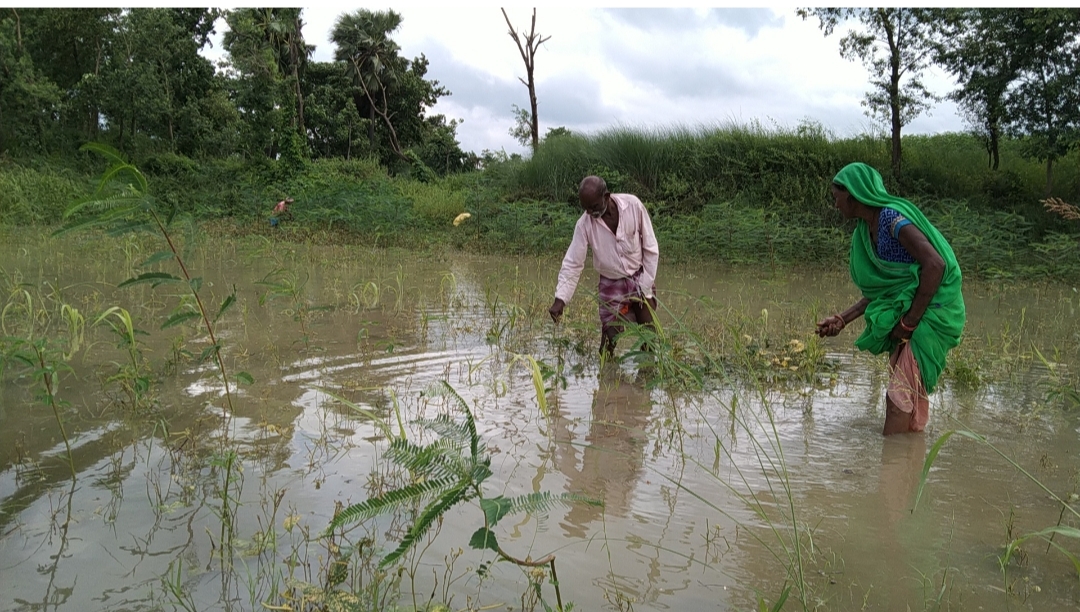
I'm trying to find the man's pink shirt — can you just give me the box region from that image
[554,193,660,304]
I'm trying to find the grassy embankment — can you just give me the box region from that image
[2,123,1078,279]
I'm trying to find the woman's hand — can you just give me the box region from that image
[889,316,917,343]
[815,314,846,338]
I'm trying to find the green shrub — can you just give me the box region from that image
[0,161,89,225]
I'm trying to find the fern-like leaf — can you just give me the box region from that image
[386,437,466,480]
[80,142,148,194]
[433,381,481,459]
[469,461,493,486]
[417,413,488,463]
[507,491,602,518]
[416,412,470,444]
[105,220,156,237]
[80,142,128,167]
[378,483,472,568]
[322,475,460,536]
[425,380,470,412]
[97,163,147,195]
[423,382,482,457]
[62,193,145,218]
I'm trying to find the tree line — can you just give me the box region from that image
[799,7,1080,193]
[0,8,473,174]
[2,8,1079,192]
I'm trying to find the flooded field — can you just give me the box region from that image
[2,227,1079,612]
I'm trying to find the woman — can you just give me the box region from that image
[816,162,966,435]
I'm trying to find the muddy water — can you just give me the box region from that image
[1,229,1079,611]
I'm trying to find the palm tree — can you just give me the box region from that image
[331,9,406,156]
[223,8,311,156]
[253,8,311,143]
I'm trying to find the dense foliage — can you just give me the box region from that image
[1,8,1078,279]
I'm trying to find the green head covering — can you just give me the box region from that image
[832,162,966,393]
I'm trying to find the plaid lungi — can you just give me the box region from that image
[597,267,654,332]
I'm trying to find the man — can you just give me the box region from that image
[548,176,660,356]
[270,197,293,227]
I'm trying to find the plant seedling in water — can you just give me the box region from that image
[322,380,599,610]
[55,143,252,425]
[94,306,154,411]
[256,267,334,349]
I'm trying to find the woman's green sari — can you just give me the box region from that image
[833,162,966,393]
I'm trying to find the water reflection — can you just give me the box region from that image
[876,434,930,609]
[4,235,1080,611]
[552,366,653,538]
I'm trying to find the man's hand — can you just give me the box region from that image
[548,298,565,324]
[634,295,657,312]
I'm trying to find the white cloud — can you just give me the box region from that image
[202,5,967,156]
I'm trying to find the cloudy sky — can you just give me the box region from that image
[203,3,966,156]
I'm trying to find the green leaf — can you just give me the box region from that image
[416,411,471,445]
[385,437,464,480]
[504,491,601,519]
[323,475,461,536]
[770,585,791,612]
[198,344,220,363]
[9,353,35,368]
[470,461,493,485]
[118,272,183,289]
[480,496,513,527]
[138,250,176,268]
[93,155,147,194]
[235,371,254,385]
[53,201,143,236]
[912,430,957,513]
[214,292,236,323]
[160,312,200,330]
[80,141,128,167]
[189,277,202,293]
[379,484,471,569]
[468,527,500,553]
[104,219,154,236]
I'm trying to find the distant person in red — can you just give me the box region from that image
[270,197,293,227]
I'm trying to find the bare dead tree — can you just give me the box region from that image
[501,8,550,152]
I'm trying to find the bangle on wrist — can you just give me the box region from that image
[833,315,846,329]
[899,317,917,332]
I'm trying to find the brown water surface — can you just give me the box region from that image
[1,229,1079,611]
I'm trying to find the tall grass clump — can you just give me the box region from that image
[0,160,90,225]
[518,122,865,208]
[395,178,469,225]
[501,122,1080,276]
[590,126,683,194]
[516,133,597,203]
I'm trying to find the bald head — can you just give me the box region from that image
[578,176,608,201]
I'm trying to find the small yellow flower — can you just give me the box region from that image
[453,212,471,226]
[283,512,300,531]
